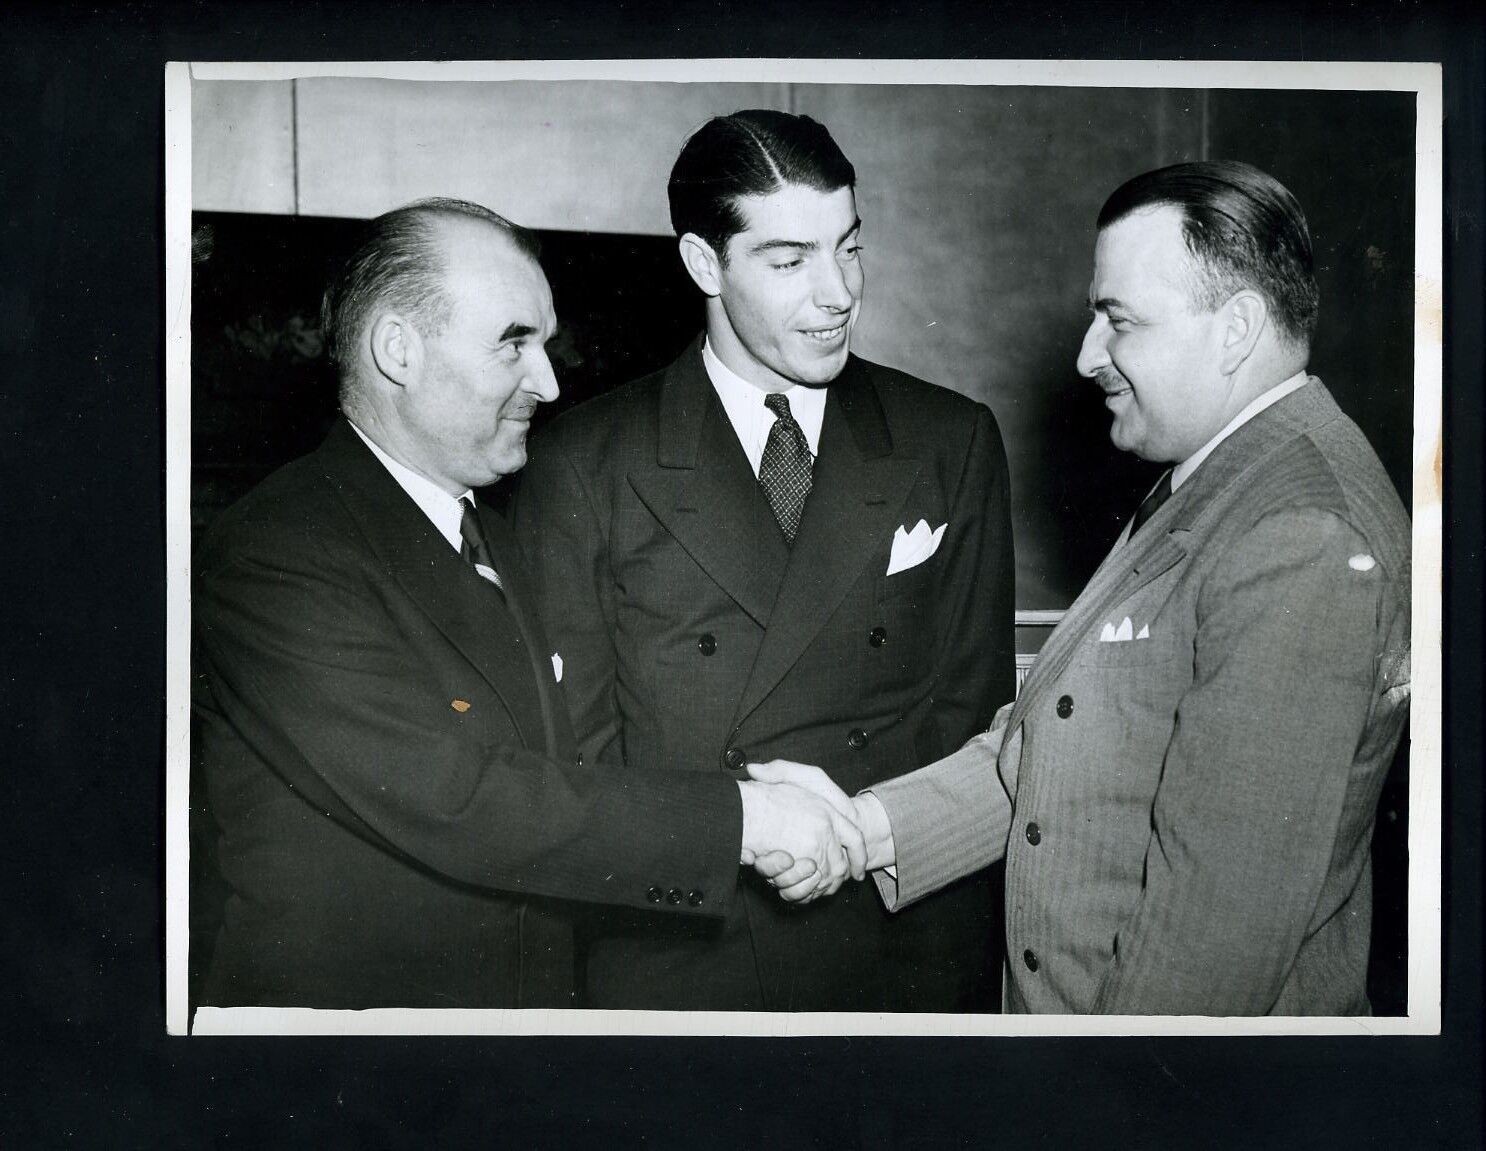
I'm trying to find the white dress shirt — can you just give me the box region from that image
[702,339,828,476]
[348,420,473,554]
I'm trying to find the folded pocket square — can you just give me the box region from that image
[1098,617,1151,642]
[886,519,947,576]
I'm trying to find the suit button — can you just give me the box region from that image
[847,728,869,751]
[1025,822,1041,846]
[1056,695,1074,719]
[687,889,704,906]
[723,747,746,770]
[1023,948,1039,972]
[698,633,717,656]
[666,887,682,905]
[646,886,663,903]
[868,626,887,648]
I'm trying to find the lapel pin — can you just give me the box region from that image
[451,699,471,713]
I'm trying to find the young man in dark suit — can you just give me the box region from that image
[515,112,1017,1011]
[193,198,865,1010]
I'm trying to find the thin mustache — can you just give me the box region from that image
[1095,369,1130,393]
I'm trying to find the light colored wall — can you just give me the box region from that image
[196,78,792,232]
[193,81,297,215]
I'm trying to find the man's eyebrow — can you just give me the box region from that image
[747,237,816,256]
[745,218,865,259]
[1089,295,1131,313]
[498,322,540,341]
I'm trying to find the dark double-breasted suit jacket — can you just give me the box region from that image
[514,339,1016,1010]
[193,419,743,1010]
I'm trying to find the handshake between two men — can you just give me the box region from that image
[737,707,1014,904]
[734,761,902,903]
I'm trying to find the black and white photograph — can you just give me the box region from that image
[164,60,1441,1037]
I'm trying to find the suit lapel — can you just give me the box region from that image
[732,361,921,727]
[317,420,546,751]
[626,340,791,627]
[477,504,573,758]
[1009,378,1334,733]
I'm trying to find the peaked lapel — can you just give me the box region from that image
[1009,377,1334,734]
[316,420,547,751]
[626,340,791,627]
[732,358,921,727]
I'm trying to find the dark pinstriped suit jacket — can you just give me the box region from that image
[515,339,1016,1011]
[871,380,1411,1015]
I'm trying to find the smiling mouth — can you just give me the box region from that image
[801,322,848,344]
[1095,369,1132,399]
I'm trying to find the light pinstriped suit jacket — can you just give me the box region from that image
[869,379,1411,1015]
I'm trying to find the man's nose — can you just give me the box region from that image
[812,256,856,312]
[1075,316,1109,378]
[524,346,560,402]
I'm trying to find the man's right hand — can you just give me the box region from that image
[737,779,867,902]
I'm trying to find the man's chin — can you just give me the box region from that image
[790,348,850,387]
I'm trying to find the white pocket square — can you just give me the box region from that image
[886,519,947,577]
[1098,617,1150,642]
[551,652,563,683]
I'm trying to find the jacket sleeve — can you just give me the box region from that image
[510,429,626,768]
[866,722,1015,910]
[926,403,1017,752]
[1090,508,1389,1014]
[195,517,742,919]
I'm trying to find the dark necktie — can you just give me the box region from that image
[459,496,504,592]
[1128,469,1174,540]
[759,392,815,543]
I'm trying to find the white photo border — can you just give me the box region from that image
[164,57,1443,1038]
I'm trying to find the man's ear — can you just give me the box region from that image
[1217,290,1268,375]
[678,233,723,297]
[368,312,421,388]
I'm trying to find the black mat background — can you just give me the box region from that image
[3,2,1481,1146]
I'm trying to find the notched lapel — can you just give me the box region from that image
[320,424,544,750]
[733,378,920,727]
[626,348,790,627]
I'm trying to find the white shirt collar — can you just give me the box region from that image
[348,419,472,553]
[1171,370,1311,491]
[702,338,828,478]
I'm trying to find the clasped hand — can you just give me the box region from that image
[737,761,875,904]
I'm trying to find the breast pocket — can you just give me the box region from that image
[881,554,940,606]
[1082,633,1181,668]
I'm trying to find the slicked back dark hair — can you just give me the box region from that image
[320,197,541,381]
[668,109,856,262]
[1097,160,1320,347]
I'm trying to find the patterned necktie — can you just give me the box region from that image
[759,392,814,543]
[1128,469,1174,540]
[459,496,504,592]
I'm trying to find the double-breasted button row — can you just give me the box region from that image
[847,728,869,751]
[697,633,717,656]
[1025,821,1042,846]
[1056,695,1074,719]
[868,626,888,648]
[1023,948,1039,972]
[646,886,705,906]
[723,746,747,770]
